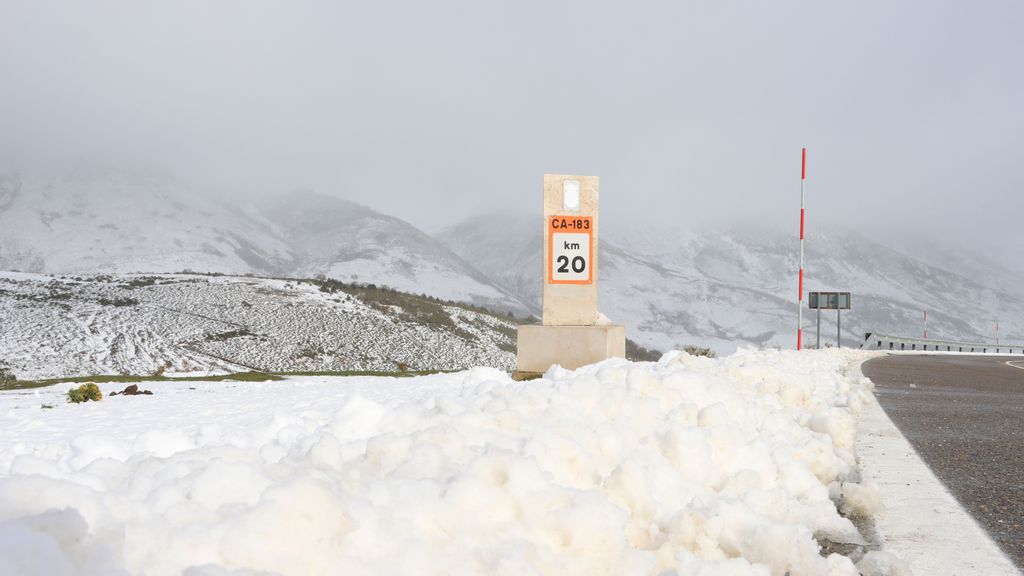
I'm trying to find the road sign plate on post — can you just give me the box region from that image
[808,291,851,310]
[548,215,593,284]
[807,291,852,349]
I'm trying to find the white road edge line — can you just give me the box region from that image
[855,363,1021,575]
[1005,361,1024,371]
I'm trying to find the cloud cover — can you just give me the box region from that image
[1,1,1021,252]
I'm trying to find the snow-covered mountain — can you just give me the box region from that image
[0,170,530,314]
[437,213,1024,352]
[261,190,529,314]
[0,168,293,275]
[3,168,1020,355]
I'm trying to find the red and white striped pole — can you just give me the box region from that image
[797,148,807,350]
[924,308,928,339]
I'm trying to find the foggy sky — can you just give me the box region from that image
[1,1,1022,252]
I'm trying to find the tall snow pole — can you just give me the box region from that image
[996,320,1000,346]
[924,308,928,339]
[797,148,807,350]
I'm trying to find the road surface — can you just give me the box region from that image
[862,354,1024,569]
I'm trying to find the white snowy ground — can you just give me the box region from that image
[0,349,908,575]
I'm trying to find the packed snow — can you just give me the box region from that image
[0,349,889,575]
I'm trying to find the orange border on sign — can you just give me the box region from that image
[548,215,594,285]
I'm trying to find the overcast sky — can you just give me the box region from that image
[1,1,1021,249]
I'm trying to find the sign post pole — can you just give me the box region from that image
[817,308,821,349]
[796,148,807,350]
[837,309,841,348]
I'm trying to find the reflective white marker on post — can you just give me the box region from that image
[562,180,580,211]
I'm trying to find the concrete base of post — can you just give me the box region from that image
[515,324,626,373]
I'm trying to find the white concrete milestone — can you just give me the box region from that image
[516,174,626,373]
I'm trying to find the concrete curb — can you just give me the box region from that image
[856,382,1021,575]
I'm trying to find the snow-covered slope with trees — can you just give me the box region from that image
[0,272,517,380]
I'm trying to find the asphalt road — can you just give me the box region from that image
[862,354,1024,569]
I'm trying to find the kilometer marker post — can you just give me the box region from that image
[797,148,807,350]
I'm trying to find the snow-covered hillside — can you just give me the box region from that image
[0,349,894,575]
[0,272,517,379]
[262,190,530,314]
[437,214,1024,353]
[0,169,293,275]
[0,171,528,314]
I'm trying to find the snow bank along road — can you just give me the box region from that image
[863,354,1024,570]
[0,349,936,575]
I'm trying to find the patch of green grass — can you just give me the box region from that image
[4,371,284,390]
[0,380,53,391]
[272,370,447,378]
[188,372,285,382]
[3,369,454,391]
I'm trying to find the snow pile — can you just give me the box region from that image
[0,349,883,575]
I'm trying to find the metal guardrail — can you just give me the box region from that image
[862,332,1024,355]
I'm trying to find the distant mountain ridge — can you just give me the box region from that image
[2,168,1021,353]
[263,190,529,313]
[436,214,1024,352]
[0,170,531,315]
[0,169,293,275]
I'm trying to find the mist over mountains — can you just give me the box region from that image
[438,214,1024,351]
[0,170,529,315]
[1,169,1021,352]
